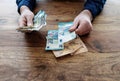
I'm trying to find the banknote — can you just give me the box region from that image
[70,38,88,55]
[53,36,88,57]
[45,22,77,51]
[45,21,88,57]
[58,22,76,43]
[45,30,64,50]
[17,10,47,32]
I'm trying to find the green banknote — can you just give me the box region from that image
[45,30,64,50]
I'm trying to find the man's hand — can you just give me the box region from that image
[19,6,34,27]
[69,10,93,36]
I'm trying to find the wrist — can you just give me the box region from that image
[81,10,93,21]
[20,6,31,14]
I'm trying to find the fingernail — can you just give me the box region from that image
[28,23,33,27]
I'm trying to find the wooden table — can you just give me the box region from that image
[0,0,120,81]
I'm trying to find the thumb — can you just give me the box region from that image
[26,16,34,27]
[69,21,79,32]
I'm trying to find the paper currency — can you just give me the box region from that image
[45,22,76,51]
[45,30,64,50]
[45,21,88,57]
[17,10,47,32]
[58,22,76,43]
[53,37,88,57]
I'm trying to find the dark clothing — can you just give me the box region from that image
[16,0,106,18]
[84,0,106,18]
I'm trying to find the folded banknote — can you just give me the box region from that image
[17,10,47,32]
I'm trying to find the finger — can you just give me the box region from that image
[19,17,27,27]
[75,23,92,35]
[75,24,83,35]
[75,23,88,35]
[26,15,34,27]
[69,20,79,32]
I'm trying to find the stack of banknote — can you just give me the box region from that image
[17,10,47,32]
[45,22,88,57]
[45,22,76,50]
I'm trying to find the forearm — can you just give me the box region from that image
[16,0,36,14]
[84,0,106,18]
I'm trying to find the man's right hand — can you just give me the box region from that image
[19,6,34,27]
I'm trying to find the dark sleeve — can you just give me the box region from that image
[16,0,36,14]
[84,0,106,18]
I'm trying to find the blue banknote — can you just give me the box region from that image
[58,22,76,43]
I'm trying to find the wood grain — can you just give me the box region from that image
[0,0,120,81]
